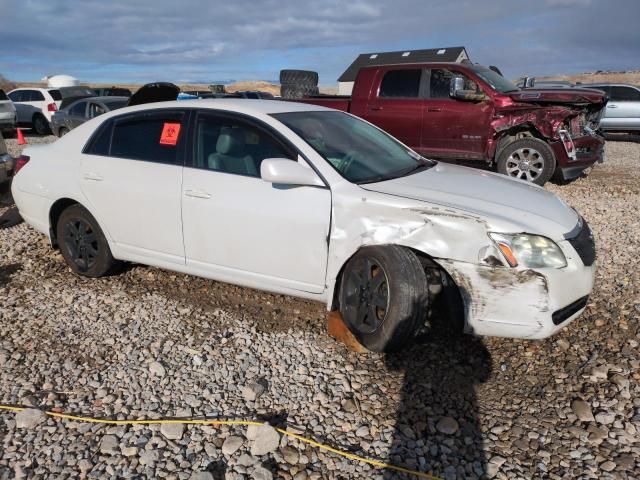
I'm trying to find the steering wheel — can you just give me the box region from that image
[342,151,364,176]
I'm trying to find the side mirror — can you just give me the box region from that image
[260,158,324,187]
[523,76,535,89]
[449,77,486,102]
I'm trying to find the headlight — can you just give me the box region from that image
[489,233,567,268]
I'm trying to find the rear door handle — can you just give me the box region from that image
[427,107,442,112]
[185,189,211,199]
[369,106,383,111]
[83,172,103,181]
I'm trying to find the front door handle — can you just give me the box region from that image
[185,189,211,199]
[427,107,442,112]
[83,172,103,181]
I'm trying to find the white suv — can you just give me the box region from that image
[8,88,62,135]
[0,89,17,132]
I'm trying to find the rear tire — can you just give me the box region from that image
[339,246,428,352]
[56,204,119,277]
[32,114,50,135]
[58,127,69,137]
[496,137,556,186]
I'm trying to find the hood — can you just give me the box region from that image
[508,88,606,106]
[361,163,579,239]
[128,82,180,106]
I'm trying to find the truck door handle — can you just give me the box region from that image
[185,189,211,199]
[369,106,383,111]
[427,107,442,112]
[83,172,103,181]
[607,104,618,108]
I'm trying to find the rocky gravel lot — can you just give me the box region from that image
[1,132,639,479]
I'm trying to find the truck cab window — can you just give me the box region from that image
[379,69,421,98]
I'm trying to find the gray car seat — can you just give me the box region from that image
[208,127,257,176]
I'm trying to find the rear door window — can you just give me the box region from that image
[379,69,422,98]
[110,112,185,164]
[610,86,640,102]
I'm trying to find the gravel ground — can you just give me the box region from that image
[1,132,639,479]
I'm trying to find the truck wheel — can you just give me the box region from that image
[32,114,50,135]
[339,246,428,352]
[496,138,556,186]
[280,84,319,99]
[279,69,318,87]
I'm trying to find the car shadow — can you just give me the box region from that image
[383,311,492,479]
[604,132,640,143]
[0,263,21,285]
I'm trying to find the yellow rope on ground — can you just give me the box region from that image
[0,404,441,479]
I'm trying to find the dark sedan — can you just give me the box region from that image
[51,96,128,137]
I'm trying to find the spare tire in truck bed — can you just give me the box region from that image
[279,70,319,87]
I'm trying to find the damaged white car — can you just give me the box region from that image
[11,99,595,352]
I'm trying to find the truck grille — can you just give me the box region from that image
[567,219,596,266]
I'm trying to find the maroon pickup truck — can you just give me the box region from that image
[298,63,607,185]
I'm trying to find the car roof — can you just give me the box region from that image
[10,87,58,91]
[115,99,333,116]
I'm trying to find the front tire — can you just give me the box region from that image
[339,246,428,352]
[56,204,118,277]
[496,137,556,185]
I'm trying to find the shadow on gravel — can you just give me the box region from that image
[204,460,227,479]
[384,325,492,478]
[604,132,640,143]
[0,206,23,229]
[0,263,21,285]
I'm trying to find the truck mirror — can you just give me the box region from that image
[449,77,465,98]
[523,76,536,89]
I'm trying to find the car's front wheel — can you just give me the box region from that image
[339,246,428,352]
[56,204,119,277]
[496,138,556,185]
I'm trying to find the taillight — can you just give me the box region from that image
[47,103,57,112]
[14,155,30,174]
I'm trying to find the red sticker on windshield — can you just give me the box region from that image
[160,123,181,146]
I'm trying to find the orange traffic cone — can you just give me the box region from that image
[17,128,27,145]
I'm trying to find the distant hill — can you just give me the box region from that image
[535,70,640,86]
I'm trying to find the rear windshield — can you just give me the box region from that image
[0,89,7,100]
[49,89,62,100]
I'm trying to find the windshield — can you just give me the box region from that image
[273,111,434,184]
[470,66,519,93]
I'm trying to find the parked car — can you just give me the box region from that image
[577,84,640,134]
[11,96,596,352]
[7,87,63,135]
[297,63,607,185]
[93,87,132,97]
[50,96,128,137]
[0,89,17,132]
[235,90,275,99]
[0,131,14,187]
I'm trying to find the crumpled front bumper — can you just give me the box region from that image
[439,238,595,340]
[551,132,606,180]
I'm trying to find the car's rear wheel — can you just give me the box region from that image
[56,204,118,277]
[339,246,428,352]
[32,114,50,135]
[496,137,556,186]
[58,127,69,137]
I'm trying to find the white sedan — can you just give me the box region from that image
[11,99,596,352]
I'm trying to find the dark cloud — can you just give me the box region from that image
[0,0,638,83]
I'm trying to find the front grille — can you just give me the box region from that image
[567,219,596,266]
[552,296,589,325]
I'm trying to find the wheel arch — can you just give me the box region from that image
[49,198,87,248]
[493,125,548,161]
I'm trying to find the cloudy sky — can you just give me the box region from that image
[0,0,638,85]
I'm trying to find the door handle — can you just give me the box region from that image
[427,107,442,112]
[606,104,618,108]
[369,106,383,111]
[83,172,103,181]
[185,189,211,199]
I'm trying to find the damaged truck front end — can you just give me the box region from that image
[490,88,607,181]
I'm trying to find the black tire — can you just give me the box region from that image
[279,69,318,87]
[339,246,428,352]
[56,204,118,277]
[496,137,556,186]
[32,114,50,135]
[58,127,69,137]
[280,84,319,99]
